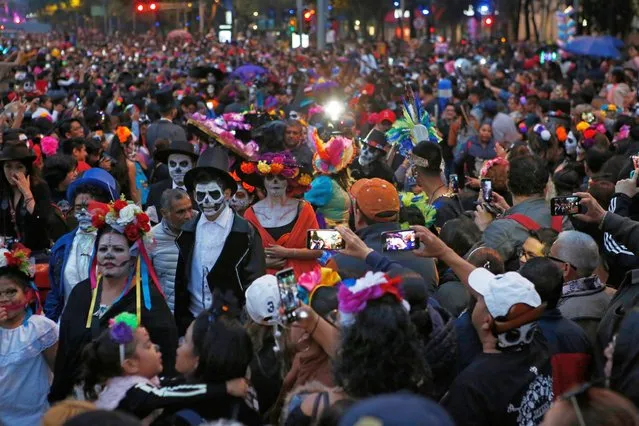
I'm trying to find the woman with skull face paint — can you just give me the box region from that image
[49,200,178,403]
[45,168,118,322]
[349,129,395,183]
[242,152,321,277]
[229,170,257,216]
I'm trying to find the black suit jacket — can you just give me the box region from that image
[174,211,266,335]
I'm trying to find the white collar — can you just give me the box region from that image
[172,181,187,191]
[197,205,232,227]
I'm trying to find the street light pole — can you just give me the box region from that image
[317,0,327,50]
[296,0,303,35]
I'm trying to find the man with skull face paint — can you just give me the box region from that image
[145,140,199,223]
[45,168,118,322]
[350,129,395,183]
[174,146,266,335]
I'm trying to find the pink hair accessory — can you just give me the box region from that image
[308,105,324,117]
[41,136,59,157]
[614,125,631,143]
[480,157,509,178]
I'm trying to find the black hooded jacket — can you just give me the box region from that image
[609,308,639,406]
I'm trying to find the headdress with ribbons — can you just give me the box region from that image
[109,312,139,364]
[386,87,441,157]
[0,243,41,324]
[85,198,163,328]
[338,271,408,326]
[311,130,357,175]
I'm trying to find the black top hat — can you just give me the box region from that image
[362,129,389,152]
[184,145,237,194]
[155,89,177,112]
[154,140,200,164]
[0,144,37,163]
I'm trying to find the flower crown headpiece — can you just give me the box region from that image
[338,271,407,325]
[600,104,617,115]
[480,157,509,179]
[88,197,152,244]
[230,170,256,194]
[518,121,528,134]
[116,126,132,144]
[189,113,259,160]
[556,126,568,143]
[0,243,41,322]
[109,312,139,364]
[312,130,356,174]
[613,125,631,144]
[240,152,312,188]
[297,266,341,305]
[41,136,59,157]
[581,123,607,149]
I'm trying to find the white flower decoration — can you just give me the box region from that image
[347,271,388,294]
[117,204,140,226]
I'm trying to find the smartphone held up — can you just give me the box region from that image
[550,196,584,216]
[275,268,300,323]
[382,230,420,252]
[307,229,345,250]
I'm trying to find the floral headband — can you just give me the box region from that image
[581,123,607,149]
[116,126,132,144]
[518,121,528,134]
[613,125,631,144]
[230,170,256,194]
[338,271,407,325]
[556,126,568,143]
[0,244,41,322]
[240,152,312,187]
[480,157,509,179]
[109,312,139,364]
[88,197,152,243]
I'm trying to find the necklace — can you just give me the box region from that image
[428,184,448,206]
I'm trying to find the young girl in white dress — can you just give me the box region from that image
[0,245,58,426]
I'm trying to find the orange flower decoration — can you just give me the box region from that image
[240,162,256,174]
[116,126,132,144]
[270,163,285,174]
[556,126,567,143]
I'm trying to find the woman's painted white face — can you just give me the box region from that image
[97,232,131,278]
[264,175,288,197]
[195,181,226,219]
[229,185,252,212]
[168,154,193,187]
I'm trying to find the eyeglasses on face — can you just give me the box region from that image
[547,255,578,271]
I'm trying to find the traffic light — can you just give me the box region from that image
[302,9,314,33]
[288,18,296,33]
[484,16,493,26]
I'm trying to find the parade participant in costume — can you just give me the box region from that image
[350,129,394,183]
[119,126,149,205]
[174,146,266,335]
[304,133,356,228]
[145,140,199,223]
[229,170,257,216]
[0,244,58,426]
[0,144,53,251]
[241,152,320,277]
[49,199,178,402]
[45,168,118,322]
[107,126,140,204]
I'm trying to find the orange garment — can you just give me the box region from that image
[245,201,319,277]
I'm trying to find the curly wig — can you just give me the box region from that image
[334,294,432,398]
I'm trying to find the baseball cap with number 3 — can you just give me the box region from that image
[246,275,281,325]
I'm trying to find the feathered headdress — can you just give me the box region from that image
[386,87,441,157]
[312,130,357,175]
[297,266,341,305]
[399,192,437,229]
[0,244,41,322]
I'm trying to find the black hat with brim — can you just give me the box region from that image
[0,144,36,163]
[184,144,237,194]
[154,140,200,164]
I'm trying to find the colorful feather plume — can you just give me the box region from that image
[386,86,441,157]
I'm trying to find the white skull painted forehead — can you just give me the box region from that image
[195,182,224,199]
[168,153,193,167]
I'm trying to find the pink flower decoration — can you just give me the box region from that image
[298,266,322,292]
[338,283,384,314]
[41,136,59,157]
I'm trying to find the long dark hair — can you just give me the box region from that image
[190,291,253,383]
[334,294,433,398]
[0,159,43,198]
[78,327,137,400]
[107,140,131,200]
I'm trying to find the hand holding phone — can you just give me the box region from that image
[449,174,460,194]
[276,268,299,323]
[307,229,345,250]
[550,196,584,216]
[481,179,493,203]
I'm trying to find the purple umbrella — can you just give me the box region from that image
[230,64,267,82]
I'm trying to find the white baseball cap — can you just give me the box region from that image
[468,268,542,318]
[245,275,280,325]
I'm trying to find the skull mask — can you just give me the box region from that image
[229,184,254,213]
[206,84,215,96]
[264,175,288,198]
[358,144,382,167]
[168,153,193,187]
[195,181,226,220]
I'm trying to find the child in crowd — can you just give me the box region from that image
[0,244,59,426]
[78,312,248,423]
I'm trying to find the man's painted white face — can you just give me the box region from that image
[195,181,226,219]
[264,175,288,197]
[168,153,193,187]
[359,144,381,166]
[229,185,252,212]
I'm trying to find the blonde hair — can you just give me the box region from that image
[42,400,96,426]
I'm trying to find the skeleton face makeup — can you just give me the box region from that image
[358,144,382,167]
[97,232,131,278]
[264,175,288,198]
[195,181,226,220]
[168,153,193,187]
[229,185,253,212]
[206,84,215,96]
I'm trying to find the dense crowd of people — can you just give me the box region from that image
[2,29,639,426]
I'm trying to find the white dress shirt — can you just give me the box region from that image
[63,230,97,302]
[172,181,187,192]
[189,206,234,316]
